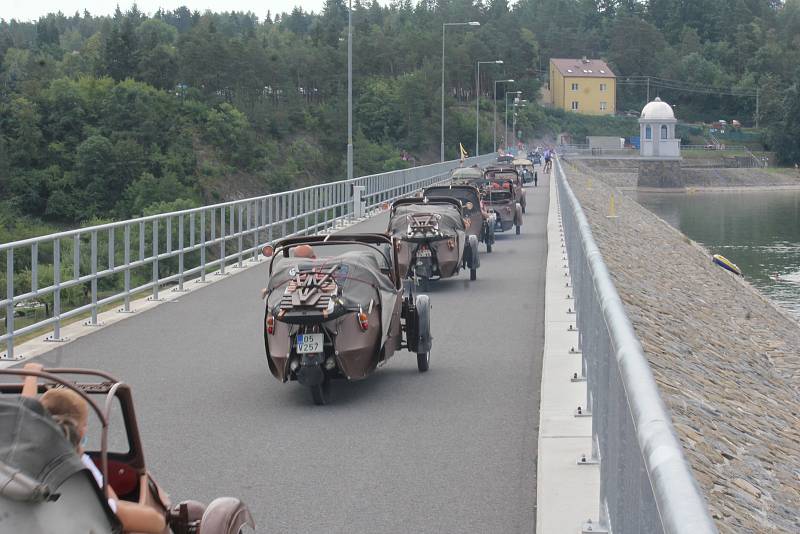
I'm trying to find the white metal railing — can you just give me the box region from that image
[555,157,717,534]
[1,155,493,360]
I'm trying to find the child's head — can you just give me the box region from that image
[40,387,89,449]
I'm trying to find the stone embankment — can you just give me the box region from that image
[579,158,800,189]
[561,158,800,533]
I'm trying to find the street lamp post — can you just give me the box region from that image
[441,21,480,162]
[476,60,503,157]
[504,91,522,152]
[512,99,528,151]
[347,0,353,180]
[493,79,514,153]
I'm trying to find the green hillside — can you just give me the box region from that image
[2,1,800,242]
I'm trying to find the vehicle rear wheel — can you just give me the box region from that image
[486,241,492,253]
[468,237,479,281]
[414,294,431,372]
[522,202,526,214]
[417,351,430,372]
[310,378,330,405]
[516,224,521,235]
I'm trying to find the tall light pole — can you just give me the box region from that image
[476,60,503,157]
[493,79,514,153]
[346,0,354,180]
[504,91,522,152]
[512,100,527,150]
[441,21,480,162]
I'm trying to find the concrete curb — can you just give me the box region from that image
[535,170,600,533]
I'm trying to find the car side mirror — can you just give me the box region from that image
[261,245,274,258]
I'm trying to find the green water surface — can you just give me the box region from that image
[635,189,800,319]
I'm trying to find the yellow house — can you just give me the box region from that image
[549,58,616,115]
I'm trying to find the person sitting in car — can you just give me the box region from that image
[294,244,316,259]
[21,363,166,534]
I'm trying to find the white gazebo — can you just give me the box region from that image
[638,97,680,158]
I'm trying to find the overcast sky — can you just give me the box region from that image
[4,1,332,22]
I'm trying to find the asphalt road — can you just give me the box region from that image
[19,178,549,533]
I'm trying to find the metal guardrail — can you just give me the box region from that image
[555,158,717,534]
[1,155,493,360]
[558,146,639,157]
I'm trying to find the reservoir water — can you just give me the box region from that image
[635,189,800,319]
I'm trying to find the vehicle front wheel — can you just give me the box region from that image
[516,224,521,235]
[486,241,492,253]
[310,378,331,405]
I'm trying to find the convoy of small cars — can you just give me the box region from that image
[2,153,541,526]
[254,151,539,405]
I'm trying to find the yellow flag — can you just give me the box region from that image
[459,143,468,161]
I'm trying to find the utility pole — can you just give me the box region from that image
[755,86,759,129]
[494,79,514,153]
[476,60,503,157]
[347,0,353,181]
[504,91,521,152]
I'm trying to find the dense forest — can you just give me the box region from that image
[2,0,800,242]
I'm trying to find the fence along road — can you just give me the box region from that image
[1,156,493,361]
[556,158,716,533]
[8,171,549,532]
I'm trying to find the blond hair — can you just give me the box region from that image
[40,387,89,448]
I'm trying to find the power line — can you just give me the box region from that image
[616,75,756,97]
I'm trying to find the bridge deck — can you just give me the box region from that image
[16,181,548,533]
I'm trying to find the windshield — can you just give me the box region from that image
[424,187,479,211]
[84,394,130,456]
[271,241,393,275]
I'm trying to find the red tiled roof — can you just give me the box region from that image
[550,58,616,78]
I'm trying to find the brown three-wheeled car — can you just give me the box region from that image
[449,166,483,184]
[484,165,527,213]
[423,184,495,253]
[387,197,477,290]
[0,368,254,534]
[261,233,433,405]
[483,184,523,235]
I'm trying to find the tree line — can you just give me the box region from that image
[2,0,800,243]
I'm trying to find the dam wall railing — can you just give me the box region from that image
[555,157,717,534]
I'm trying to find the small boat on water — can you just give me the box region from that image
[712,254,742,276]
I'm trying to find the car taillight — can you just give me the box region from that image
[266,315,275,335]
[447,239,455,250]
[357,310,369,331]
[505,206,512,214]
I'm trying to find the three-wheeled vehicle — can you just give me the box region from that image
[261,233,433,405]
[527,151,542,165]
[513,158,536,184]
[423,184,495,253]
[483,183,523,235]
[387,197,478,290]
[0,367,254,534]
[484,165,527,213]
[450,166,483,184]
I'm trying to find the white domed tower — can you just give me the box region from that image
[638,97,680,158]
